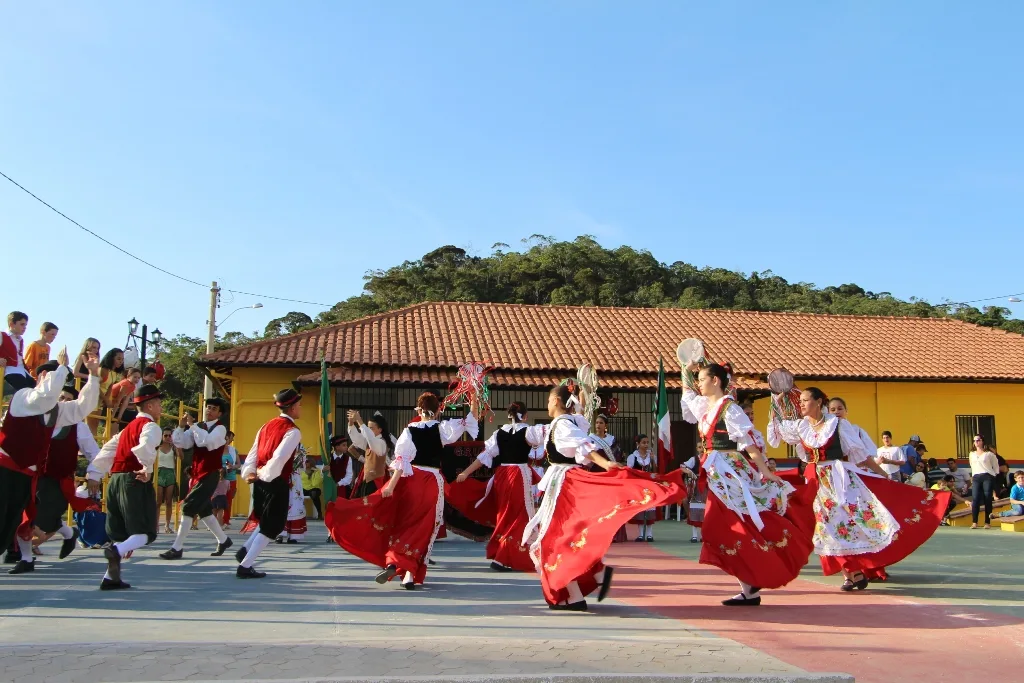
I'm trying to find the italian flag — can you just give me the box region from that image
[654,356,671,475]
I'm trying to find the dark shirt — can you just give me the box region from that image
[926,467,946,487]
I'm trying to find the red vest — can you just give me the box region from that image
[0,404,58,470]
[42,424,81,480]
[256,417,297,482]
[330,452,350,483]
[191,422,226,480]
[0,332,21,369]
[111,416,152,473]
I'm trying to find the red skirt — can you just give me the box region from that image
[805,466,950,576]
[444,477,497,528]
[535,467,684,604]
[699,475,816,589]
[325,467,443,585]
[485,465,538,571]
[284,517,307,537]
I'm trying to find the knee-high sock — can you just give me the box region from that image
[240,534,270,568]
[401,570,414,585]
[115,533,148,557]
[17,537,33,563]
[201,515,228,544]
[171,521,191,551]
[738,580,760,598]
[566,581,585,603]
[243,527,260,550]
[56,524,74,540]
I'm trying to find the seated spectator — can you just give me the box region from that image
[947,458,972,495]
[109,367,142,430]
[925,456,945,487]
[907,461,928,488]
[2,311,34,394]
[993,471,1024,519]
[301,458,323,520]
[993,462,1012,500]
[876,431,905,481]
[766,457,778,473]
[931,475,969,524]
[23,321,57,380]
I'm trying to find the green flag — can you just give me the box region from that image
[318,351,332,457]
[653,356,671,474]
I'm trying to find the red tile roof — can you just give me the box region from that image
[201,302,1024,382]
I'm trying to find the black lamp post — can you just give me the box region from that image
[127,317,163,374]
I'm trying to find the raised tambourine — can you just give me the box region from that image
[676,338,707,367]
[767,367,795,394]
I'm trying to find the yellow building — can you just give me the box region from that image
[201,302,1024,514]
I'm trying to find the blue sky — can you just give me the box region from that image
[2,2,1023,358]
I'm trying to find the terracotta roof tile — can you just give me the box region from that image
[202,302,1024,382]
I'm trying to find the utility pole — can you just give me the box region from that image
[204,281,220,398]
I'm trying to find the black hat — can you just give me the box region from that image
[329,434,348,447]
[274,388,301,408]
[132,384,164,405]
[205,397,228,412]
[61,384,79,400]
[36,360,60,375]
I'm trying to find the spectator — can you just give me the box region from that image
[969,434,999,529]
[925,457,945,487]
[766,457,778,473]
[23,322,57,380]
[141,366,159,386]
[98,347,125,416]
[992,471,1024,519]
[1,311,34,394]
[876,431,905,481]
[946,458,971,496]
[212,474,230,526]
[931,475,968,524]
[899,435,922,478]
[156,427,178,534]
[109,367,142,431]
[907,461,928,488]
[994,462,1012,499]
[221,431,239,529]
[301,459,324,520]
[73,338,101,384]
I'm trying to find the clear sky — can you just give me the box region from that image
[2,2,1023,359]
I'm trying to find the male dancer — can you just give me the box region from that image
[160,397,232,559]
[235,389,302,578]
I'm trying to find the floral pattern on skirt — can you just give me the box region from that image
[812,462,898,557]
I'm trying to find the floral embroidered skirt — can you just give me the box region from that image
[484,464,539,571]
[700,451,816,589]
[806,463,950,576]
[325,466,445,584]
[524,466,684,604]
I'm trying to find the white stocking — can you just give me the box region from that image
[240,534,270,568]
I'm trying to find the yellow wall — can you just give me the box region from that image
[756,379,1024,463]
[227,367,329,517]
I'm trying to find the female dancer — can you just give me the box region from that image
[326,393,478,589]
[347,411,396,498]
[522,384,684,611]
[455,401,543,572]
[769,387,949,591]
[682,447,704,543]
[680,362,814,606]
[626,435,658,542]
[278,448,308,543]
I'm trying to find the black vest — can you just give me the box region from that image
[409,423,444,469]
[545,417,578,465]
[495,426,531,465]
[803,421,845,462]
[702,399,738,451]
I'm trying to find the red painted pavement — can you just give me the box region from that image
[607,544,1022,683]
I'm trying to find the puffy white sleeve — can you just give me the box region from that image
[392,428,416,477]
[133,422,163,473]
[748,427,766,452]
[348,424,368,451]
[476,429,501,468]
[359,425,388,457]
[551,417,599,465]
[626,452,638,468]
[523,423,548,447]
[439,413,478,444]
[192,423,227,450]
[837,419,871,464]
[55,372,100,428]
[76,422,100,462]
[258,427,301,482]
[857,427,877,454]
[171,427,194,449]
[679,389,708,425]
[240,428,262,480]
[767,417,803,449]
[722,403,757,452]
[88,430,120,480]
[10,364,68,417]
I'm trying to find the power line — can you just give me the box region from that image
[1,169,334,309]
[952,291,1024,306]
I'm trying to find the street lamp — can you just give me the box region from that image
[203,299,263,398]
[217,303,264,330]
[126,318,163,376]
[1009,297,1022,303]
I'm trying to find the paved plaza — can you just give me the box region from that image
[0,521,1020,683]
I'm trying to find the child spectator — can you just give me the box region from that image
[931,475,968,524]
[221,431,239,529]
[1,311,34,393]
[994,462,1012,499]
[876,431,906,481]
[23,322,57,379]
[993,471,1024,519]
[109,367,142,430]
[925,456,945,487]
[141,366,159,386]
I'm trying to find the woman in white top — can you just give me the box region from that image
[521,383,684,612]
[346,410,397,498]
[969,434,999,529]
[156,428,178,534]
[626,435,658,541]
[327,393,478,590]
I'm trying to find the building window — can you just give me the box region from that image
[955,415,996,458]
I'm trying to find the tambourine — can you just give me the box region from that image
[767,368,795,394]
[676,338,709,367]
[768,367,801,420]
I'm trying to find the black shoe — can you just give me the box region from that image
[853,575,869,591]
[286,539,298,544]
[376,564,398,584]
[235,546,247,564]
[275,537,284,544]
[690,537,700,544]
[597,566,615,603]
[103,545,122,583]
[99,578,132,591]
[403,580,417,590]
[236,565,267,579]
[158,548,183,560]
[635,536,645,542]
[8,560,35,575]
[722,594,761,606]
[427,558,436,565]
[490,561,512,572]
[60,528,80,560]
[3,550,21,564]
[646,536,654,542]
[549,600,587,612]
[211,537,234,557]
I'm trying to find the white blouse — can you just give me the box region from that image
[477,422,547,467]
[626,449,655,469]
[547,414,599,465]
[969,450,999,477]
[768,413,872,464]
[679,390,757,452]
[348,424,397,461]
[392,414,479,476]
